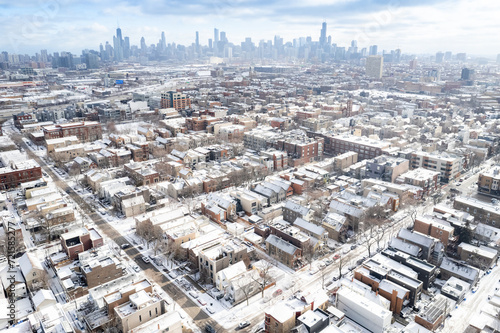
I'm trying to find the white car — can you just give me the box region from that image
[133,266,140,272]
[142,256,150,264]
[188,291,198,298]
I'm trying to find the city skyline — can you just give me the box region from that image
[1,0,499,57]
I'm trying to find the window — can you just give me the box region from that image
[150,310,152,317]
[139,315,142,322]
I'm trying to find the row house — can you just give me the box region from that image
[198,240,252,283]
[124,163,160,186]
[201,193,237,223]
[265,234,301,269]
[126,142,150,162]
[45,136,79,154]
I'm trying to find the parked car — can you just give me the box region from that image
[205,325,215,333]
[133,266,140,272]
[121,243,130,249]
[206,306,216,314]
[238,321,251,329]
[142,256,150,264]
[198,299,207,306]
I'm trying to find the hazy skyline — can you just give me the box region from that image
[1,0,499,57]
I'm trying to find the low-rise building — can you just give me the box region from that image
[265,234,301,269]
[336,288,392,333]
[457,242,498,270]
[440,258,479,286]
[396,168,439,196]
[115,289,165,332]
[60,227,103,260]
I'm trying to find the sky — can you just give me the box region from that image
[0,0,499,57]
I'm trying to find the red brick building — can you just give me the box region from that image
[13,112,36,129]
[42,121,102,142]
[274,137,324,167]
[186,115,220,132]
[127,143,149,162]
[0,160,42,190]
[60,227,103,260]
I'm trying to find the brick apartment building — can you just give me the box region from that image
[42,121,102,143]
[477,167,500,196]
[185,115,220,132]
[0,160,42,190]
[326,134,390,160]
[274,137,324,167]
[160,91,191,110]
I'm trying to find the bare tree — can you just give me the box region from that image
[136,222,163,249]
[400,196,419,227]
[68,162,81,185]
[252,259,275,298]
[337,256,345,279]
[319,265,328,289]
[235,274,254,306]
[359,223,376,258]
[301,239,316,269]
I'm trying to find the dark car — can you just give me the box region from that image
[205,325,216,333]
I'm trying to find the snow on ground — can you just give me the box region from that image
[442,264,500,333]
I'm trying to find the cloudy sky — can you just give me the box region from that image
[1,0,499,57]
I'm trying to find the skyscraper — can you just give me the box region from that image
[435,52,444,63]
[161,31,166,51]
[113,27,123,61]
[366,55,383,79]
[319,22,327,46]
[214,28,219,45]
[40,49,48,62]
[195,31,200,54]
[140,37,147,55]
[123,37,130,59]
[116,28,122,42]
[220,31,227,43]
[369,45,378,56]
[214,28,219,55]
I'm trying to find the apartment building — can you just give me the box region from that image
[410,151,462,183]
[198,240,251,283]
[327,134,390,160]
[114,289,165,332]
[45,136,79,154]
[42,121,102,142]
[477,167,500,196]
[160,91,191,110]
[0,159,42,190]
[365,156,409,183]
[453,196,500,229]
[396,168,440,196]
